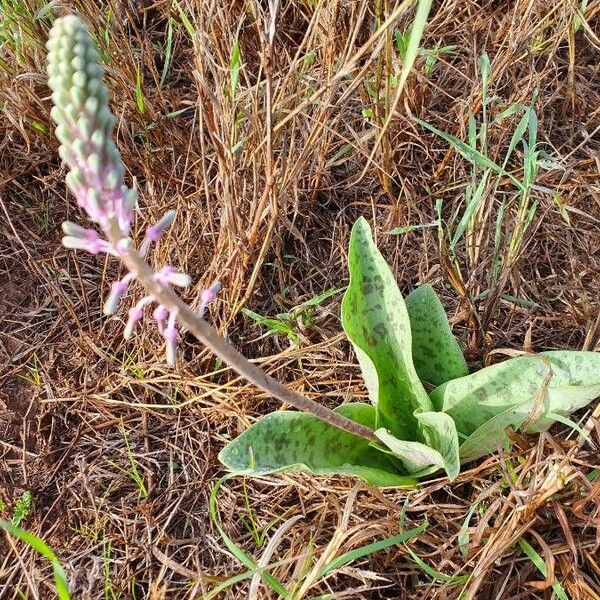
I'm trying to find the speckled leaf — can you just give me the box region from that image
[218,404,416,487]
[431,351,600,440]
[341,217,431,440]
[405,284,469,387]
[375,411,460,480]
[458,401,532,463]
[431,354,551,435]
[527,351,600,432]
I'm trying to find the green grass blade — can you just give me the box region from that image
[574,0,589,32]
[365,0,433,167]
[527,106,538,150]
[494,102,526,123]
[395,0,432,92]
[230,38,241,98]
[545,412,591,443]
[451,169,491,249]
[467,113,477,149]
[388,220,440,235]
[479,52,491,153]
[479,53,491,102]
[405,545,469,584]
[0,519,71,600]
[159,17,175,88]
[292,287,345,311]
[502,110,530,169]
[457,504,478,557]
[205,569,267,600]
[135,65,145,114]
[518,538,569,600]
[317,523,427,579]
[413,117,523,190]
[174,0,196,38]
[209,478,289,597]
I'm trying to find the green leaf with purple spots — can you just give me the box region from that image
[218,404,417,487]
[405,284,469,387]
[341,217,432,440]
[375,411,460,479]
[457,401,533,463]
[430,351,600,462]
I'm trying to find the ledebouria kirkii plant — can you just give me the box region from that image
[45,16,600,487]
[47,15,376,442]
[47,15,216,366]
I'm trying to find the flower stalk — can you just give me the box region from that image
[47,15,377,443]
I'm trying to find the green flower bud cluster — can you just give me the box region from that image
[46,15,136,233]
[47,15,222,367]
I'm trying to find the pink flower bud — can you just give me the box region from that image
[154,266,192,288]
[62,228,107,254]
[199,281,222,317]
[163,325,179,366]
[152,305,168,332]
[61,220,89,237]
[146,209,176,242]
[124,306,144,339]
[153,304,168,323]
[103,278,130,315]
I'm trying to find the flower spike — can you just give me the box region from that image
[47,16,379,442]
[48,16,197,364]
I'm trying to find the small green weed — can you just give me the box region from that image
[16,354,43,386]
[0,519,71,599]
[11,491,33,527]
[242,287,344,345]
[105,422,148,499]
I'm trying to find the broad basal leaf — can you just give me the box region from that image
[431,351,600,438]
[218,404,416,487]
[405,284,469,387]
[527,351,600,432]
[375,411,460,480]
[431,350,600,462]
[341,217,431,439]
[458,401,533,463]
[430,354,550,435]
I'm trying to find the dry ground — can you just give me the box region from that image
[1,0,600,598]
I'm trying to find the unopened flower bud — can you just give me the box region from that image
[153,305,168,323]
[103,278,129,315]
[62,220,92,237]
[199,281,222,317]
[155,266,192,288]
[153,305,168,332]
[62,228,106,254]
[47,16,136,232]
[146,209,176,242]
[124,306,144,339]
[163,325,179,366]
[201,282,222,306]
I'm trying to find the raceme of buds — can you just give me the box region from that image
[47,15,136,235]
[47,16,220,366]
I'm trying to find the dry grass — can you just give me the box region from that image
[1,0,600,598]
